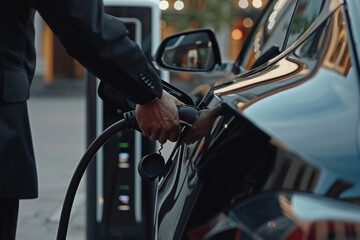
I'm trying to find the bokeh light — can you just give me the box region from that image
[159,0,169,10]
[174,0,184,11]
[231,29,244,40]
[252,0,263,8]
[238,0,249,9]
[243,18,254,28]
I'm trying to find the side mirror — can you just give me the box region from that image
[154,29,222,73]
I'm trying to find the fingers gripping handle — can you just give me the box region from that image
[124,106,199,131]
[138,106,199,182]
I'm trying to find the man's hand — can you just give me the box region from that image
[136,90,182,144]
[182,106,221,145]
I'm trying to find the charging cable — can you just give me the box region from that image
[56,106,199,240]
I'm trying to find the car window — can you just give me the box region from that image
[239,0,298,71]
[285,0,325,49]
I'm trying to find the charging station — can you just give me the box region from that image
[86,1,162,239]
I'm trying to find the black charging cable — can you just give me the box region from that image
[56,111,136,240]
[56,106,199,240]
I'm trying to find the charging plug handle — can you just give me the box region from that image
[124,105,199,131]
[178,105,199,127]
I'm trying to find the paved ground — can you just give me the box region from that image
[16,78,87,240]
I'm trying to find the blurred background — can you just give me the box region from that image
[17,0,268,239]
[32,0,269,86]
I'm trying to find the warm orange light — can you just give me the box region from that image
[231,29,243,40]
[161,20,167,29]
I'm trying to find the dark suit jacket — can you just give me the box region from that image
[0,0,163,199]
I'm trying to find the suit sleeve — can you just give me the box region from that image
[31,0,162,105]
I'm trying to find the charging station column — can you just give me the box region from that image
[86,1,162,239]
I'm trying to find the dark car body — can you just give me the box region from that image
[152,0,360,239]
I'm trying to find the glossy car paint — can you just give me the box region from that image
[214,4,360,198]
[154,0,360,239]
[205,192,360,239]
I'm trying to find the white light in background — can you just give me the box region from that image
[252,0,263,8]
[174,0,184,11]
[267,0,284,30]
[159,0,169,10]
[243,18,254,28]
[254,34,262,59]
[274,0,283,10]
[268,10,278,30]
[238,0,249,9]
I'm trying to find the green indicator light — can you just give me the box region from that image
[119,185,130,191]
[118,142,129,148]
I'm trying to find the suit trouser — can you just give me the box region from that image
[0,199,19,240]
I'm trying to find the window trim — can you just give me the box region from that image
[233,0,301,74]
[281,0,301,51]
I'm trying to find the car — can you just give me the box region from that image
[149,0,360,239]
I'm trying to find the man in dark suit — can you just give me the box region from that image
[0,0,181,238]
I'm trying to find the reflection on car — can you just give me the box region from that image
[152,0,360,239]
